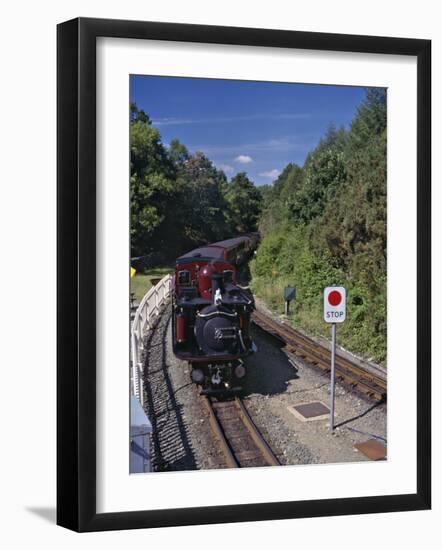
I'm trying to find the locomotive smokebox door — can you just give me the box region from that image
[195,305,239,355]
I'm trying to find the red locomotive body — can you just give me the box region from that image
[172,234,258,393]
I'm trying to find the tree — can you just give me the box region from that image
[289,127,347,224]
[347,88,386,153]
[258,163,304,234]
[313,88,387,280]
[177,151,232,244]
[130,105,178,257]
[130,103,239,260]
[168,138,190,165]
[224,172,262,233]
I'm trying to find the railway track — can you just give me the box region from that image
[201,396,280,468]
[252,308,387,402]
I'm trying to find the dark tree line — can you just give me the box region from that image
[130,103,262,262]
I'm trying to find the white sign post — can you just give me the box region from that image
[324,287,346,432]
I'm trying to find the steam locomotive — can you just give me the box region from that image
[172,234,259,394]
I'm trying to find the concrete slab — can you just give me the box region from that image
[288,401,330,422]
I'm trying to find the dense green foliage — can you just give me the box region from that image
[252,89,387,363]
[130,90,387,363]
[130,103,262,260]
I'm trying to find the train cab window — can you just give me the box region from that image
[227,250,236,263]
[223,270,234,284]
[178,270,190,285]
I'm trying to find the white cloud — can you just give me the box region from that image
[219,164,234,174]
[235,155,253,164]
[259,169,281,179]
[189,136,312,157]
[152,117,194,126]
[152,113,310,126]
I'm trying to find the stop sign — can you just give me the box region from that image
[324,287,346,323]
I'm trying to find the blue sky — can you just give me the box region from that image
[130,76,367,186]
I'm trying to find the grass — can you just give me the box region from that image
[251,275,326,340]
[130,266,173,303]
[251,275,386,366]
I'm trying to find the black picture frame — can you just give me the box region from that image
[57,17,431,532]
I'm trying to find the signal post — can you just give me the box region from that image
[323,286,346,432]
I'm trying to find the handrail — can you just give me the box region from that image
[130,274,172,405]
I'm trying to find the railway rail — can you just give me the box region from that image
[201,396,280,468]
[252,308,387,402]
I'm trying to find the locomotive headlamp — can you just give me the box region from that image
[234,363,246,379]
[191,368,204,384]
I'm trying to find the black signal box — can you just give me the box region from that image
[284,286,296,302]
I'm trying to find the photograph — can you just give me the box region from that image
[53,12,431,534]
[129,75,388,474]
[0,0,434,538]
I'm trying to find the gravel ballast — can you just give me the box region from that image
[141,302,387,472]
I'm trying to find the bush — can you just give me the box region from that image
[251,228,386,364]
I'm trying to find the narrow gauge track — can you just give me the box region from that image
[252,309,387,402]
[201,396,280,468]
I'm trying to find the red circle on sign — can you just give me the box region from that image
[328,290,342,306]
